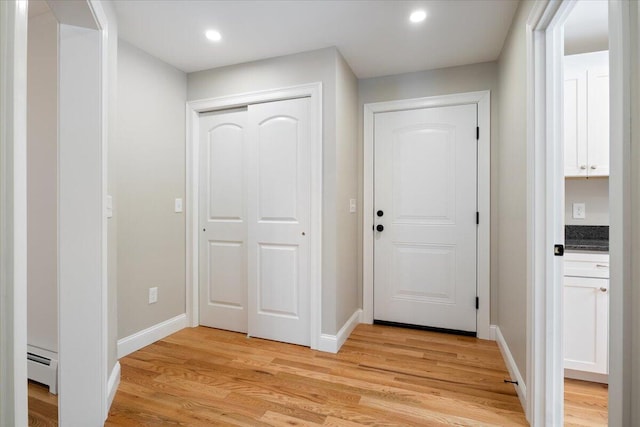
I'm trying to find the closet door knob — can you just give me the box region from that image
[591,165,598,170]
[599,287,608,293]
[376,224,384,232]
[580,165,587,170]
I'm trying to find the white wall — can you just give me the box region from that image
[496,0,536,377]
[27,8,57,353]
[565,178,609,225]
[116,40,187,339]
[188,47,355,335]
[358,61,500,323]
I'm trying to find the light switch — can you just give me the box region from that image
[572,202,586,219]
[174,198,183,213]
[106,195,113,218]
[349,199,357,213]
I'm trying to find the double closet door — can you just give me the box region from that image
[198,97,310,346]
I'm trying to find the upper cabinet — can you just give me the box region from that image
[564,51,609,177]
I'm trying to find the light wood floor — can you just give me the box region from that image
[28,381,57,427]
[565,378,608,426]
[27,324,609,426]
[106,325,527,426]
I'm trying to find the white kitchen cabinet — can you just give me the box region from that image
[564,51,609,177]
[564,252,609,378]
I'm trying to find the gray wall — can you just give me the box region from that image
[334,52,359,330]
[27,8,58,353]
[358,61,500,324]
[496,0,536,378]
[103,0,119,376]
[188,47,359,335]
[116,41,187,339]
[565,178,609,225]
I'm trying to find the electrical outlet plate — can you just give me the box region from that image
[572,203,586,219]
[349,199,356,213]
[148,287,158,304]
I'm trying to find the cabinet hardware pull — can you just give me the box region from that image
[599,287,608,292]
[580,165,587,170]
[591,165,598,169]
[595,264,608,268]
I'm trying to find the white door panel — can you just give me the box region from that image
[199,110,248,333]
[374,104,477,333]
[248,98,310,346]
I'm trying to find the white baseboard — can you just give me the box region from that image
[106,361,121,415]
[565,368,608,384]
[495,326,527,410]
[317,309,362,354]
[117,313,187,359]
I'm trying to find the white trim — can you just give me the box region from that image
[0,1,28,425]
[607,1,635,426]
[185,82,323,350]
[495,326,526,411]
[317,309,362,353]
[117,314,188,359]
[564,369,607,385]
[106,361,121,411]
[362,90,492,340]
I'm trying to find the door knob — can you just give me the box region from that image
[377,210,384,217]
[376,224,384,232]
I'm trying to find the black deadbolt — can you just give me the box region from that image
[377,210,384,217]
[376,224,384,232]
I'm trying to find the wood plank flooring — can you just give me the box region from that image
[106,325,527,426]
[565,379,608,426]
[27,324,610,426]
[28,381,58,427]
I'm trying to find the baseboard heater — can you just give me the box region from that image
[27,345,58,395]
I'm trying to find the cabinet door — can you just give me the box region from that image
[564,66,588,177]
[586,65,609,176]
[564,276,609,374]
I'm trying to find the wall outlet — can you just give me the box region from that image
[174,198,183,213]
[148,287,158,304]
[572,202,586,219]
[349,198,357,213]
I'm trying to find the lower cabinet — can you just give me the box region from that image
[563,275,609,375]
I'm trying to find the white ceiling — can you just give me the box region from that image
[564,0,608,56]
[113,0,519,79]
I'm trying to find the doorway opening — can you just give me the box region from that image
[526,0,629,424]
[561,1,610,425]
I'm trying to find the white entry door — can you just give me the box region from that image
[199,109,249,333]
[247,98,310,346]
[373,104,478,333]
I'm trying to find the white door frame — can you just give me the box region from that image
[185,82,323,350]
[0,1,29,425]
[0,0,112,424]
[525,1,631,425]
[362,90,492,340]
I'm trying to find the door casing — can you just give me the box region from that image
[186,83,323,350]
[362,91,492,340]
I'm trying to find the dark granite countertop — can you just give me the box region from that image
[565,225,609,252]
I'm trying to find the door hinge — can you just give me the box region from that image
[476,211,479,225]
[476,126,480,140]
[476,297,479,310]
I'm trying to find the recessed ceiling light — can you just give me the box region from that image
[409,10,427,23]
[205,30,222,42]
